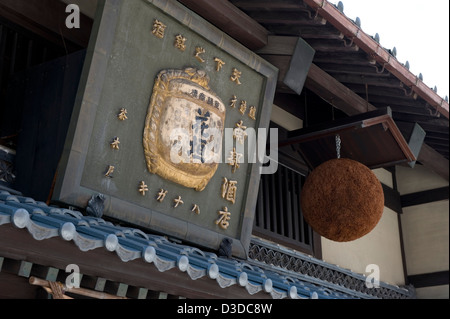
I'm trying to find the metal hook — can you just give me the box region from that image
[400,82,414,97]
[343,36,355,48]
[425,103,441,118]
[314,0,326,19]
[301,8,315,20]
[375,63,387,74]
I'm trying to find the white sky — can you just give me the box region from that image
[328,0,450,100]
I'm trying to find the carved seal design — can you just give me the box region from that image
[143,68,225,191]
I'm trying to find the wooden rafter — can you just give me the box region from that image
[407,271,449,288]
[177,0,268,50]
[305,64,449,179]
[401,186,449,208]
[305,63,377,115]
[303,0,450,119]
[29,276,128,299]
[0,223,271,299]
[258,35,448,180]
[0,0,93,49]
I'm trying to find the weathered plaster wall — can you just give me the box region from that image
[396,164,449,299]
[321,205,406,287]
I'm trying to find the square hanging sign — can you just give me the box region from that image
[52,0,277,258]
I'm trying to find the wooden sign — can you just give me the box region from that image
[53,0,277,258]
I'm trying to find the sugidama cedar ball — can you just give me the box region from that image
[300,158,384,242]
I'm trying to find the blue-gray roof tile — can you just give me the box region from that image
[0,190,363,299]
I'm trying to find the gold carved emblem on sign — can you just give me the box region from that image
[143,68,226,191]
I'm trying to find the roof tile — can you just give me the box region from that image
[0,190,362,299]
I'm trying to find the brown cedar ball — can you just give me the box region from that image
[300,158,384,242]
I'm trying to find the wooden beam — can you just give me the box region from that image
[248,14,327,27]
[231,1,309,11]
[304,63,449,180]
[408,271,449,288]
[0,0,93,49]
[388,106,437,118]
[1,258,33,277]
[313,51,371,65]
[0,271,41,298]
[0,224,271,299]
[269,26,344,41]
[346,84,418,100]
[303,0,449,119]
[305,63,377,115]
[306,40,359,53]
[29,276,127,299]
[318,63,391,77]
[126,286,149,299]
[328,73,403,88]
[30,264,59,281]
[417,144,449,181]
[382,183,403,214]
[258,54,295,93]
[401,186,449,208]
[257,35,298,55]
[177,0,268,50]
[259,36,448,180]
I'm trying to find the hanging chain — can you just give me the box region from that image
[335,134,341,159]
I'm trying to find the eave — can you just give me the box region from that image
[303,0,449,119]
[175,0,448,179]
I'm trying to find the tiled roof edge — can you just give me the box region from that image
[303,0,449,119]
[1,190,357,299]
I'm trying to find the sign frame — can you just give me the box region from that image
[52,0,278,259]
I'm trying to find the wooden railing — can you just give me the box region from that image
[253,163,314,255]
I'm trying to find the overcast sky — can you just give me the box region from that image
[329,0,449,100]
